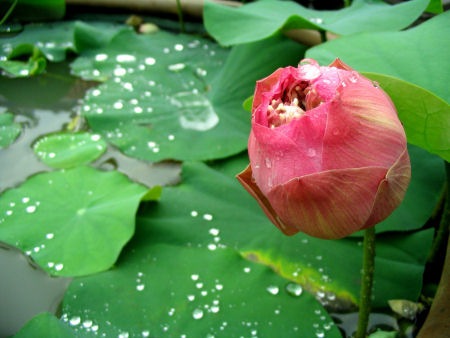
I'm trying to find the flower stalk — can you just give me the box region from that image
[355,227,376,338]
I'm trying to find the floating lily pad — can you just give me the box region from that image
[61,244,342,337]
[0,112,21,148]
[0,166,152,276]
[0,21,127,77]
[33,132,107,169]
[204,0,430,46]
[137,160,433,309]
[72,31,306,161]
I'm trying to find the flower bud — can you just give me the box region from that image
[237,58,411,239]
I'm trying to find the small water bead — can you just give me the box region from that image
[118,332,129,338]
[69,316,81,326]
[46,233,54,239]
[168,308,175,316]
[113,101,124,109]
[136,284,145,291]
[91,89,101,97]
[201,290,208,296]
[196,282,204,289]
[208,243,217,251]
[145,57,156,65]
[203,214,213,221]
[168,134,175,141]
[307,148,317,157]
[174,44,184,51]
[82,320,93,328]
[196,68,207,77]
[243,267,251,273]
[191,274,199,281]
[122,82,134,91]
[192,308,204,320]
[265,158,272,168]
[116,54,136,63]
[191,210,198,217]
[187,294,195,301]
[141,331,150,337]
[286,283,303,297]
[113,67,127,77]
[26,205,37,213]
[54,263,64,271]
[95,53,108,61]
[168,63,185,72]
[134,107,143,114]
[22,197,30,203]
[266,285,279,295]
[310,17,324,24]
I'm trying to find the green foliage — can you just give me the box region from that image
[71,31,306,161]
[33,132,107,169]
[204,0,430,46]
[0,167,151,276]
[0,2,447,336]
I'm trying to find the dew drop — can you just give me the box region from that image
[82,320,93,328]
[286,283,303,297]
[136,284,145,291]
[215,284,223,291]
[168,134,175,141]
[243,267,251,273]
[210,305,220,313]
[168,63,185,71]
[209,228,220,236]
[145,57,156,65]
[118,332,129,338]
[116,54,136,63]
[208,243,217,251]
[190,210,198,217]
[46,233,54,239]
[307,148,316,157]
[69,316,81,326]
[192,308,204,320]
[266,285,279,295]
[113,67,127,77]
[25,205,36,213]
[95,53,108,61]
[187,294,195,301]
[203,214,213,221]
[191,274,199,281]
[310,17,324,24]
[22,197,30,203]
[113,101,124,109]
[174,43,184,51]
[54,263,64,271]
[142,330,150,337]
[196,282,204,289]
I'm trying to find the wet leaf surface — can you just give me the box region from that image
[0,166,151,276]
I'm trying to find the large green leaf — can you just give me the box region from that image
[204,0,430,46]
[60,244,342,337]
[137,159,433,309]
[0,166,151,276]
[306,11,450,104]
[72,31,306,161]
[363,73,450,161]
[33,132,107,169]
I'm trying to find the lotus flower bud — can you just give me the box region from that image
[237,58,411,239]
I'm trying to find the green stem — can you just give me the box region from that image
[0,0,18,26]
[355,227,376,338]
[175,0,185,33]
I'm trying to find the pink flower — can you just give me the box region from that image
[237,58,411,239]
